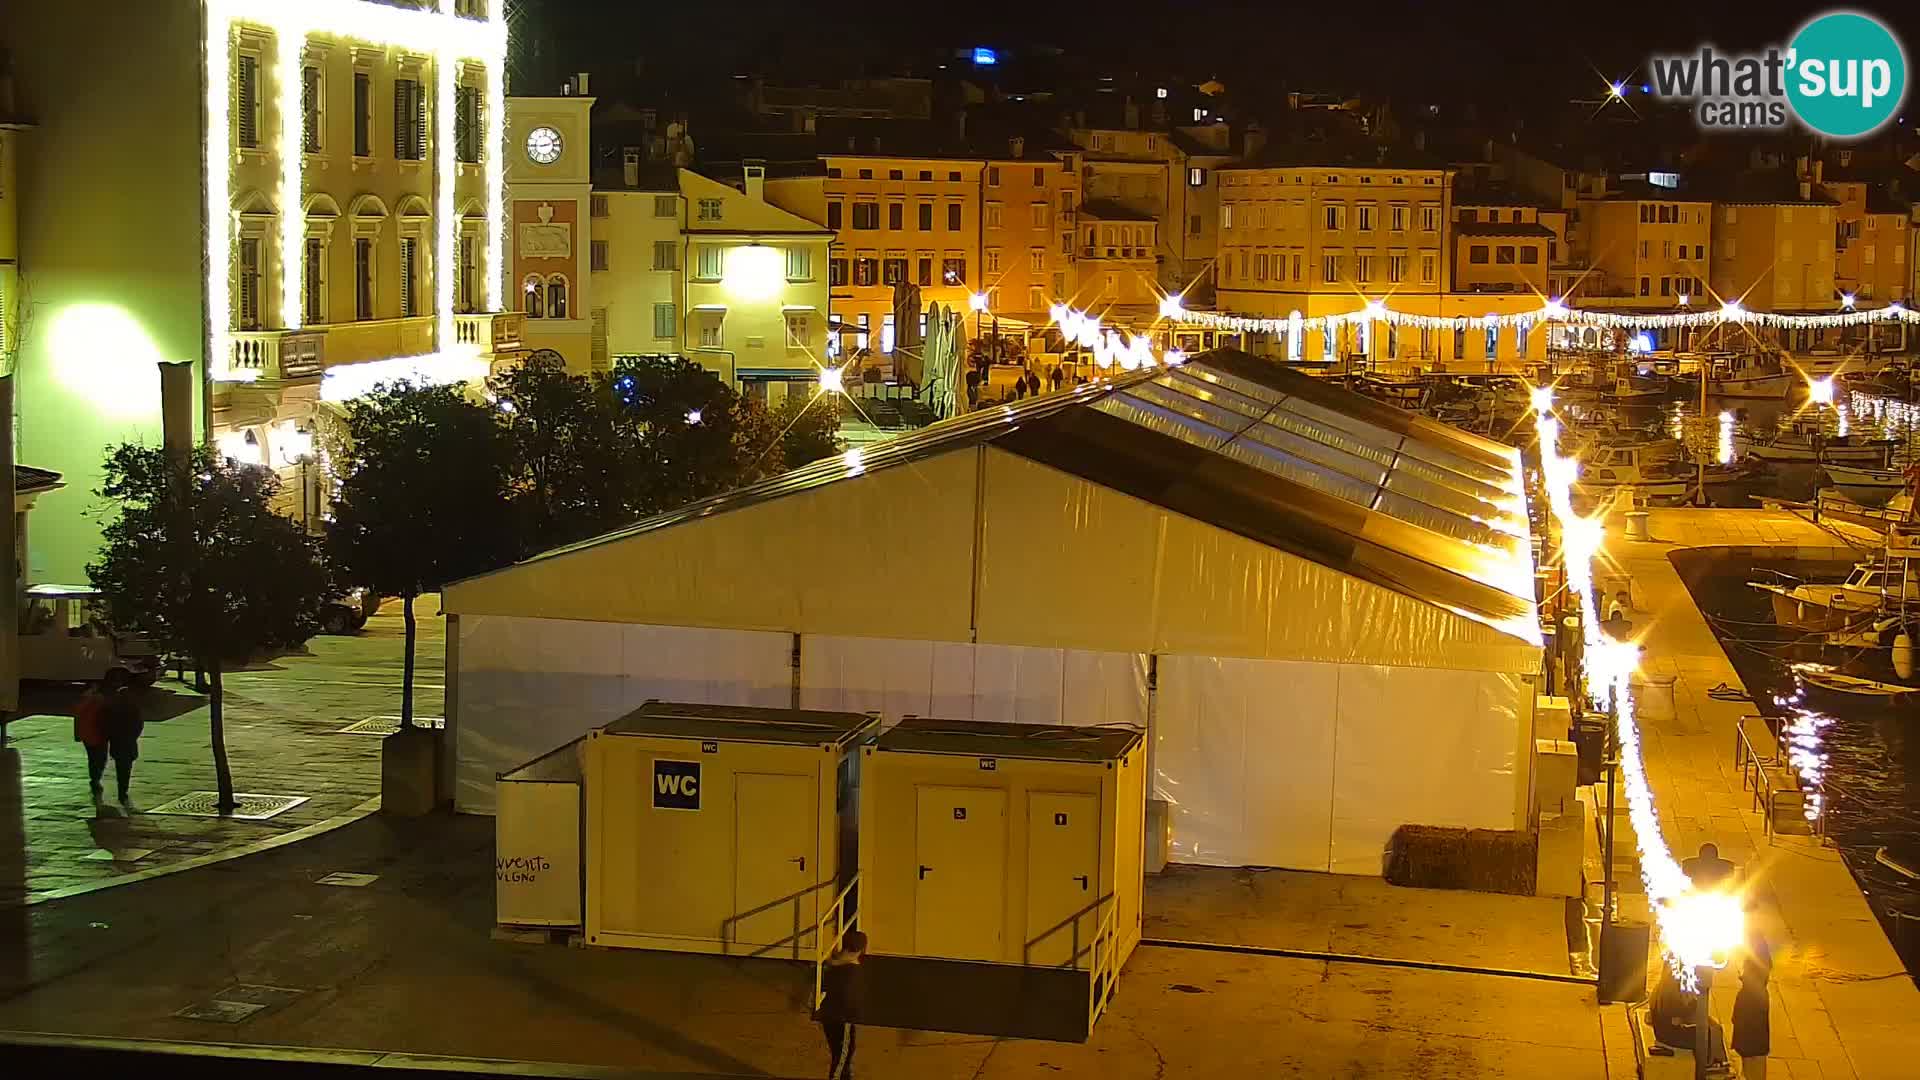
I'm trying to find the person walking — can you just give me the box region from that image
[1732,942,1772,1078]
[101,685,145,809]
[73,684,109,804]
[818,929,866,1079]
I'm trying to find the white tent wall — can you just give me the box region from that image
[798,634,1149,730]
[454,614,793,812]
[1154,654,1531,874]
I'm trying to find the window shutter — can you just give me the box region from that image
[394,81,408,159]
[353,73,371,156]
[416,80,428,160]
[301,67,319,153]
[237,55,258,148]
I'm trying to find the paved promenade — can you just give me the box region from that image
[1610,506,1920,1080]
[0,601,443,905]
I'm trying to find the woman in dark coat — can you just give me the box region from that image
[1732,946,1771,1078]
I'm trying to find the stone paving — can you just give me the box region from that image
[0,599,444,905]
[0,813,1611,1080]
[1609,507,1920,1080]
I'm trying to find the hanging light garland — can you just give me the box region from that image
[1170,296,1916,337]
[1048,304,1184,370]
[1532,391,1746,986]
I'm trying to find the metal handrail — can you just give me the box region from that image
[1733,715,1821,839]
[811,875,861,1011]
[1086,901,1120,1033]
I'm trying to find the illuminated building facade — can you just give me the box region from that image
[3,0,518,580]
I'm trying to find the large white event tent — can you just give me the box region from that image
[442,350,1543,875]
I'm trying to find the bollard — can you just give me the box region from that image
[1624,510,1651,541]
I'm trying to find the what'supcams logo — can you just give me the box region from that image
[1650,10,1907,138]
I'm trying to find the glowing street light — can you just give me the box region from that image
[968,292,991,313]
[818,366,845,395]
[1529,385,1556,414]
[1158,294,1185,319]
[1841,292,1857,310]
[1808,376,1835,405]
[1608,81,1626,99]
[685,409,703,425]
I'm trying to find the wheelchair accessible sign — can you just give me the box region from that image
[1650,11,1907,138]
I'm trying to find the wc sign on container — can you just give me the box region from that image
[653,759,701,810]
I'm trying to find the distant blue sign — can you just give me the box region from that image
[973,47,998,66]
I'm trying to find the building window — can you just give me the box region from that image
[455,84,481,163]
[1029,247,1045,272]
[1639,276,1651,296]
[1188,167,1206,187]
[698,316,722,348]
[888,202,904,230]
[948,171,961,182]
[236,236,262,329]
[1031,202,1048,228]
[1390,204,1406,231]
[654,195,677,217]
[985,203,1003,228]
[394,78,426,161]
[1484,322,1497,360]
[458,234,477,313]
[828,258,848,286]
[1516,320,1530,355]
[399,237,420,317]
[827,202,843,230]
[858,169,873,180]
[236,53,261,149]
[355,239,375,320]
[652,302,676,339]
[785,313,810,348]
[653,240,676,270]
[1388,254,1406,283]
[1357,205,1374,231]
[852,202,879,230]
[1321,254,1339,282]
[947,203,962,230]
[917,256,933,286]
[304,238,325,323]
[523,274,543,318]
[353,71,371,157]
[1520,247,1539,264]
[1637,239,1649,259]
[1469,246,1489,264]
[1221,204,1233,230]
[1325,204,1344,230]
[1420,253,1436,283]
[888,169,903,180]
[547,276,569,319]
[918,202,933,230]
[301,65,322,153]
[854,255,877,286]
[591,240,609,272]
[1452,324,1465,358]
[943,257,966,284]
[1659,276,1671,296]
[696,244,723,280]
[826,168,842,179]
[698,198,722,222]
[1496,246,1515,264]
[987,166,1001,187]
[787,247,813,281]
[1420,205,1439,232]
[1356,254,1373,281]
[590,194,609,218]
[883,256,907,285]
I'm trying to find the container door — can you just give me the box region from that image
[913,785,1007,961]
[1024,792,1100,968]
[732,772,818,955]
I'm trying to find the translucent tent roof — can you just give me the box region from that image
[482,350,1539,643]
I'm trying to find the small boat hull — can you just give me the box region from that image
[1766,590,1861,632]
[1710,372,1794,399]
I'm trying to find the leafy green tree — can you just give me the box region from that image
[88,444,330,809]
[607,355,754,512]
[491,355,640,549]
[326,381,517,729]
[772,392,843,471]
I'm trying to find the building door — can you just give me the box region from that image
[732,772,817,956]
[1024,792,1100,967]
[913,785,1007,961]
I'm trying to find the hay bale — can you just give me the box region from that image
[1385,825,1537,895]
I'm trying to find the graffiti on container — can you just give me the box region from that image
[496,854,553,884]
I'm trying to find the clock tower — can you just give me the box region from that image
[507,80,596,371]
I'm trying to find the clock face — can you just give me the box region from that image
[526,126,563,165]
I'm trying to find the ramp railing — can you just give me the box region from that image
[812,875,861,1012]
[1086,901,1120,1034]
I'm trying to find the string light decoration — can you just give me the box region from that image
[1532,391,1744,983]
[1049,304,1184,370]
[1172,297,1917,337]
[206,0,509,383]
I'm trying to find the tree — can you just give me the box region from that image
[771,392,843,472]
[491,355,640,549]
[606,355,755,512]
[326,381,517,729]
[88,444,330,809]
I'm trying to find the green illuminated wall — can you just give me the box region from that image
[3,0,207,584]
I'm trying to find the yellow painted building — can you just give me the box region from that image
[1824,177,1910,305]
[767,155,984,363]
[1710,197,1837,313]
[590,178,685,368]
[1451,202,1552,297]
[1571,193,1712,307]
[508,94,595,369]
[4,0,520,580]
[978,149,1080,326]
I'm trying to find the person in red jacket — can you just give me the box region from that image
[818,929,866,1079]
[72,684,109,804]
[101,686,145,808]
